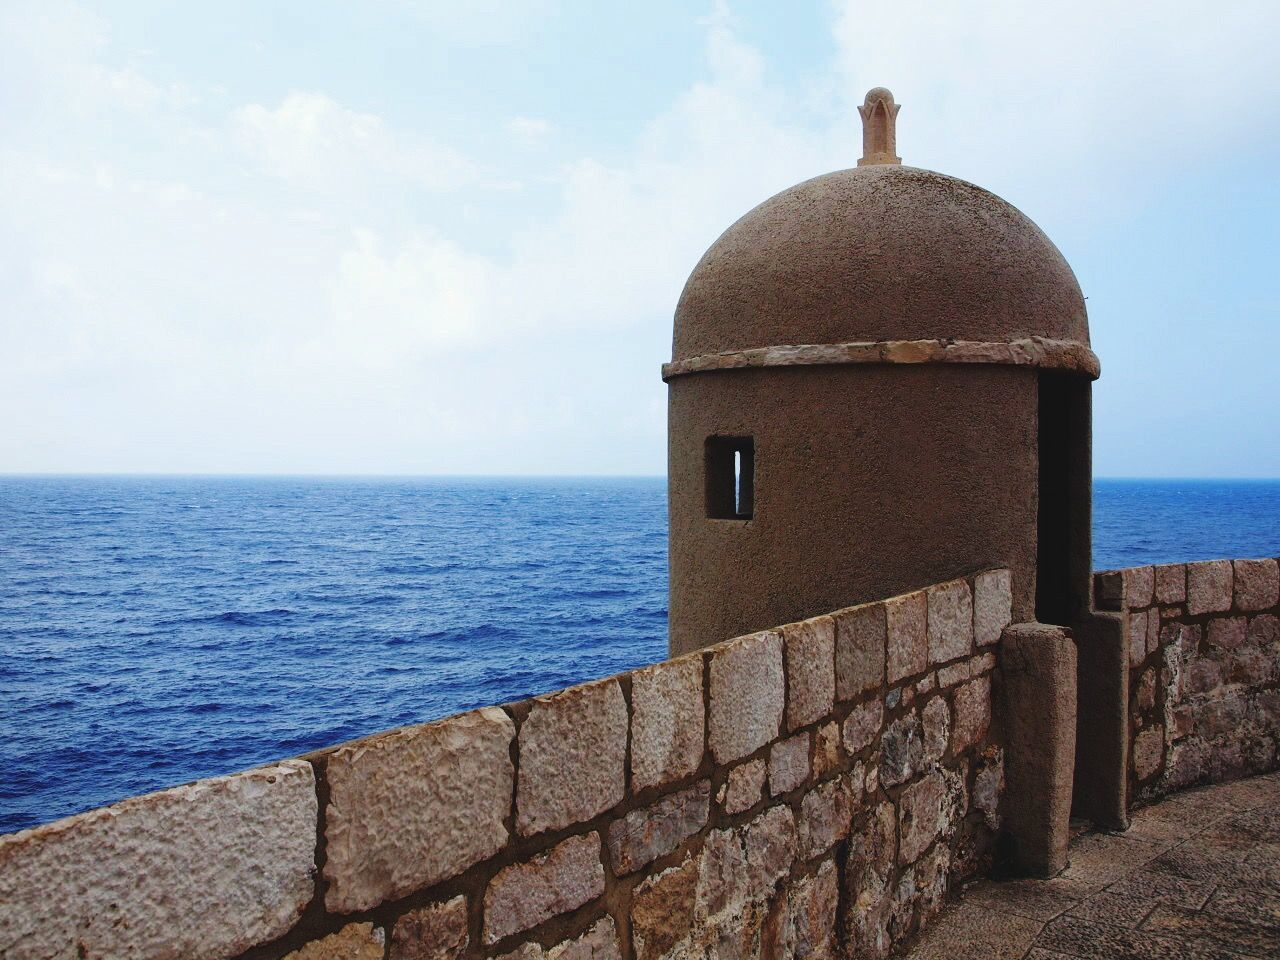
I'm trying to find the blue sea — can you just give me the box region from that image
[2,476,1278,835]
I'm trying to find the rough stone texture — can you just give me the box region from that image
[936,661,969,688]
[927,579,973,665]
[1233,558,1279,612]
[709,630,785,763]
[841,800,898,956]
[1155,563,1186,604]
[324,708,512,912]
[898,771,947,864]
[1127,608,1148,667]
[885,591,928,683]
[769,733,810,796]
[780,859,839,959]
[630,854,700,960]
[951,676,991,754]
[783,616,836,730]
[0,761,317,960]
[921,696,950,764]
[1133,725,1164,781]
[389,896,468,960]
[973,570,1013,647]
[1122,565,1155,608]
[608,782,709,875]
[799,775,856,859]
[835,603,886,701]
[721,760,766,815]
[630,655,705,793]
[843,699,883,755]
[813,721,843,780]
[284,923,385,960]
[1187,560,1233,616]
[498,919,623,960]
[483,833,605,944]
[518,679,627,836]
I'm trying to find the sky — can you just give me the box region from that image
[1,1,1278,477]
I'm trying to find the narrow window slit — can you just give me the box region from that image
[706,436,754,520]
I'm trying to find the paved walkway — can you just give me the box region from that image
[905,771,1280,959]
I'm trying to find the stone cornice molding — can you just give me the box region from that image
[662,336,1100,382]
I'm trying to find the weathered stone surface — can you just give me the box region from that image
[1122,566,1155,608]
[1207,616,1247,651]
[927,579,973,665]
[936,661,969,688]
[952,676,991,753]
[898,771,947,864]
[972,747,1004,830]
[841,801,896,955]
[498,918,623,960]
[631,855,699,960]
[1234,558,1279,612]
[518,679,627,836]
[630,655,704,793]
[1136,667,1157,712]
[783,616,836,730]
[721,759,766,815]
[608,781,709,874]
[885,591,928,683]
[835,603,886,701]
[285,923,385,960]
[921,696,950,764]
[390,896,468,960]
[1187,560,1233,615]
[881,712,924,787]
[709,630,785,764]
[743,805,798,901]
[770,733,810,796]
[0,761,317,960]
[799,775,856,859]
[813,721,843,779]
[1133,726,1165,781]
[843,699,883,755]
[325,708,512,912]
[484,833,605,944]
[780,860,839,959]
[1127,608,1148,667]
[1146,608,1160,655]
[1154,563,1186,605]
[974,569,1013,647]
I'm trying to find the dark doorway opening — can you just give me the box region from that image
[1036,372,1092,624]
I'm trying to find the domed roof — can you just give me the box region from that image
[670,91,1093,378]
[673,164,1089,362]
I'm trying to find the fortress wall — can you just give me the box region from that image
[0,570,1013,960]
[1095,559,1280,804]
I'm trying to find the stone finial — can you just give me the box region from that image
[858,87,901,166]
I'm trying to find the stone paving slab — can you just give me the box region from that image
[899,771,1280,959]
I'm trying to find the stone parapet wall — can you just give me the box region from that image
[1095,558,1280,803]
[0,571,1013,960]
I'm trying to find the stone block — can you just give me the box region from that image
[813,721,843,779]
[952,676,991,753]
[0,761,317,960]
[1136,667,1157,713]
[389,896,468,960]
[783,616,836,730]
[898,771,946,864]
[799,775,856,859]
[325,708,513,912]
[927,579,973,665]
[974,569,1013,647]
[835,602,886,701]
[285,923,385,960]
[1122,566,1155,608]
[631,854,699,960]
[768,733,810,796]
[1207,616,1247,651]
[936,661,969,688]
[743,804,798,901]
[483,833,604,944]
[842,699,883,755]
[709,630,785,764]
[1249,613,1279,645]
[1234,559,1279,612]
[781,859,838,960]
[607,781,709,874]
[1187,560,1233,615]
[498,918,622,960]
[720,759,766,815]
[1127,609,1148,667]
[1094,570,1124,610]
[1132,725,1165,781]
[630,655,704,793]
[518,679,627,836]
[921,696,950,764]
[885,590,928,683]
[881,712,923,787]
[1154,564,1186,605]
[972,748,1004,830]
